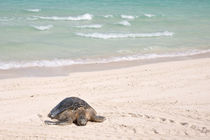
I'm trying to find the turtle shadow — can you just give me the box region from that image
[44,120,82,126]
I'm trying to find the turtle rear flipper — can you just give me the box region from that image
[91,115,106,122]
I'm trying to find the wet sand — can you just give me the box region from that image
[0,52,210,79]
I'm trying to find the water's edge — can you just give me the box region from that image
[0,51,209,79]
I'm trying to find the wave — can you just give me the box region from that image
[0,17,14,22]
[144,14,155,18]
[1,49,210,70]
[74,24,102,29]
[36,13,93,21]
[76,31,174,39]
[0,60,82,70]
[32,25,53,31]
[118,20,131,26]
[121,15,135,20]
[27,17,38,21]
[25,9,41,12]
[104,15,113,18]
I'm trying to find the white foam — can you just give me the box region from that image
[32,25,53,31]
[144,14,155,18]
[36,13,93,21]
[1,49,210,70]
[25,9,41,12]
[0,17,13,22]
[121,15,135,20]
[27,17,38,21]
[76,31,174,39]
[75,24,102,29]
[0,59,81,70]
[104,15,113,18]
[118,20,131,26]
[0,19,9,22]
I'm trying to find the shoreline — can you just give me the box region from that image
[0,51,210,79]
[0,56,210,139]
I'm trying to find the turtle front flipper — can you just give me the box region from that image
[44,119,73,125]
[91,115,106,122]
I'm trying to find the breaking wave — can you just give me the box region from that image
[1,49,210,70]
[32,25,53,31]
[104,15,113,18]
[76,31,174,39]
[35,13,93,21]
[74,24,102,29]
[144,14,155,18]
[121,15,135,20]
[25,9,41,12]
[27,17,39,21]
[118,20,131,26]
[0,17,14,22]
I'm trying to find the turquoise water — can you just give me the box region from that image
[0,0,210,69]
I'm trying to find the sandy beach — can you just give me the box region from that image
[0,57,210,140]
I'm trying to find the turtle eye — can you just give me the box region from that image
[48,113,54,119]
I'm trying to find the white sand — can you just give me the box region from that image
[0,58,210,140]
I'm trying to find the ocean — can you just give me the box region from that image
[0,0,210,70]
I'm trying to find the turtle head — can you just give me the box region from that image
[48,113,55,119]
[77,114,87,126]
[48,110,59,119]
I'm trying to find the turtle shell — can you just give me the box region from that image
[48,97,91,119]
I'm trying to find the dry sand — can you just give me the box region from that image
[0,58,210,140]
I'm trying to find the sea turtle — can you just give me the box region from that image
[45,97,105,126]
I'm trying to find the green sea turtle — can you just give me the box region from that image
[45,97,105,126]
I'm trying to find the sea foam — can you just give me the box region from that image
[76,31,174,39]
[0,49,210,70]
[144,14,155,18]
[118,20,131,26]
[27,17,38,21]
[121,15,135,20]
[32,25,53,31]
[36,13,93,21]
[104,15,113,18]
[0,17,14,22]
[25,9,41,12]
[75,24,102,29]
